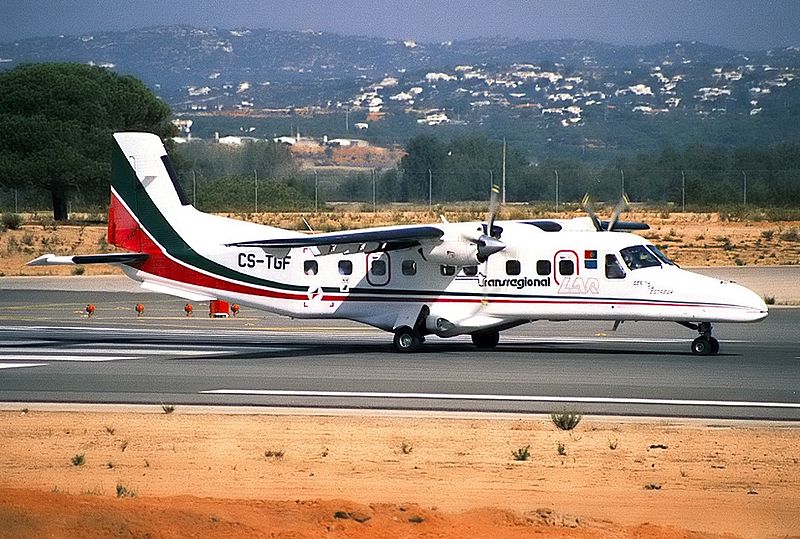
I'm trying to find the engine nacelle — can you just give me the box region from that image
[423,241,480,266]
[425,314,456,336]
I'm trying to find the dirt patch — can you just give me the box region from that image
[0,409,797,538]
[3,210,799,277]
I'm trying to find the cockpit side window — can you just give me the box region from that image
[647,245,675,266]
[620,245,661,270]
[605,254,626,279]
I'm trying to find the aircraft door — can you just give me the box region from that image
[366,252,391,286]
[553,249,579,286]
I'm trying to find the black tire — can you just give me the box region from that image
[709,337,720,355]
[691,336,711,356]
[393,327,422,353]
[471,330,500,349]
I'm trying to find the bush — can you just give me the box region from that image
[779,228,799,242]
[764,295,776,305]
[551,410,582,431]
[116,483,136,498]
[71,453,85,466]
[1,213,22,230]
[161,403,175,414]
[511,445,531,461]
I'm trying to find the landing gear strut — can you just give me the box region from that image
[687,322,719,356]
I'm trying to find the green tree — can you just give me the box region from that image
[0,63,174,220]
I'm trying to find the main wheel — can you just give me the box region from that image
[471,330,500,349]
[393,327,422,353]
[709,337,720,355]
[691,336,712,356]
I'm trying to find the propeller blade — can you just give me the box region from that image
[487,183,501,238]
[581,193,603,231]
[607,193,630,232]
[476,234,505,262]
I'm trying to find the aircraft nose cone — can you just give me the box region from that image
[477,235,505,261]
[737,283,769,320]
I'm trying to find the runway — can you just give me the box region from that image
[0,278,798,420]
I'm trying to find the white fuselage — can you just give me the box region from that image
[125,212,769,337]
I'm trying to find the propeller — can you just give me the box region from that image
[581,193,603,231]
[582,193,630,232]
[607,193,630,232]
[464,183,506,263]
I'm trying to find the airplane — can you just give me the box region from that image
[28,132,768,355]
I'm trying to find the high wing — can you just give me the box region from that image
[225,225,444,256]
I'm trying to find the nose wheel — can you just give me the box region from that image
[687,322,720,356]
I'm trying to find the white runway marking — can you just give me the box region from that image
[0,362,46,369]
[201,389,800,409]
[0,347,222,357]
[0,355,136,362]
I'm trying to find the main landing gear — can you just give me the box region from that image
[471,330,500,349]
[393,326,424,353]
[683,321,720,356]
[392,327,502,352]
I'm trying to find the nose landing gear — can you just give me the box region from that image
[684,322,720,356]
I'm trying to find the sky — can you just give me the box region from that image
[2,0,799,50]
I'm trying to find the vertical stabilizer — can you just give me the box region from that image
[107,132,190,253]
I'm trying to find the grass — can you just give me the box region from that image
[71,265,85,275]
[400,442,413,455]
[264,449,285,459]
[644,483,662,490]
[764,295,776,305]
[550,409,583,431]
[1,213,22,230]
[608,438,618,450]
[557,442,567,456]
[511,445,531,461]
[104,425,115,435]
[779,228,799,242]
[116,483,136,498]
[160,403,175,414]
[71,453,85,466]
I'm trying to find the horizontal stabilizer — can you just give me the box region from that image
[226,225,444,255]
[27,253,149,266]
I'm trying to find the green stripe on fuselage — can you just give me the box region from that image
[111,142,307,293]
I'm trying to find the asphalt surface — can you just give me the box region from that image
[0,276,798,420]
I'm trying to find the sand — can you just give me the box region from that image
[0,407,798,539]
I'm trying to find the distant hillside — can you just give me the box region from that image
[2,26,799,159]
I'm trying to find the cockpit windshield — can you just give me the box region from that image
[647,244,675,266]
[620,245,661,270]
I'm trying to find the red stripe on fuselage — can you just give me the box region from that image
[108,192,740,311]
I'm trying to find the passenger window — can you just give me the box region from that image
[402,260,417,276]
[304,260,318,275]
[371,259,386,276]
[605,254,626,279]
[536,260,551,276]
[463,265,478,276]
[440,265,456,276]
[338,260,353,275]
[506,260,521,276]
[559,259,574,275]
